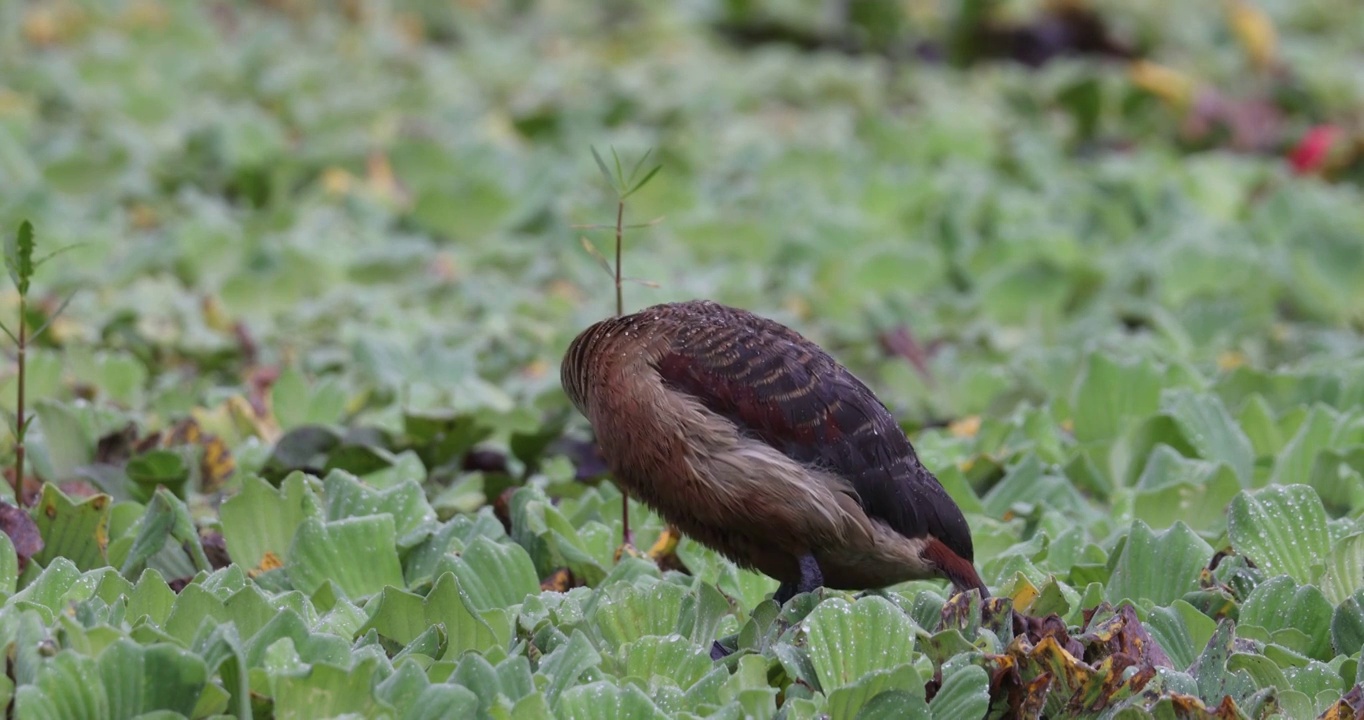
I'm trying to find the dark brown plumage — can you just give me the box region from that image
[562,299,987,602]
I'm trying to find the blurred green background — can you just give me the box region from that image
[3,0,1361,447]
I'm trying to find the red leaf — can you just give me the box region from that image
[1289,125,1342,175]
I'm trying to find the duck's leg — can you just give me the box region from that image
[796,553,824,594]
[773,581,797,605]
[773,553,823,604]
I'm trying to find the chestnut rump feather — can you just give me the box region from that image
[562,299,987,601]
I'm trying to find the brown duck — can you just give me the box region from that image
[561,299,986,604]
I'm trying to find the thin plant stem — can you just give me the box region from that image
[586,147,661,553]
[13,296,24,500]
[614,200,624,318]
[614,197,631,545]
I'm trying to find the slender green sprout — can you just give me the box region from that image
[1,221,79,500]
[578,146,662,549]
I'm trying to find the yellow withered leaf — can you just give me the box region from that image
[225,394,282,445]
[159,417,236,492]
[520,359,550,380]
[23,8,60,46]
[199,435,236,493]
[1224,0,1278,70]
[1217,350,1247,371]
[201,295,233,334]
[252,550,284,577]
[1129,60,1197,108]
[646,527,681,561]
[166,417,203,446]
[366,151,408,208]
[1009,575,1041,611]
[949,415,982,438]
[128,202,159,231]
[394,12,426,46]
[321,166,355,196]
[120,0,169,30]
[0,88,31,118]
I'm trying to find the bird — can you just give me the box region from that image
[560,299,987,604]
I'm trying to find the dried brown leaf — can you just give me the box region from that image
[94,423,138,464]
[1319,685,1364,720]
[540,568,577,593]
[0,501,42,571]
